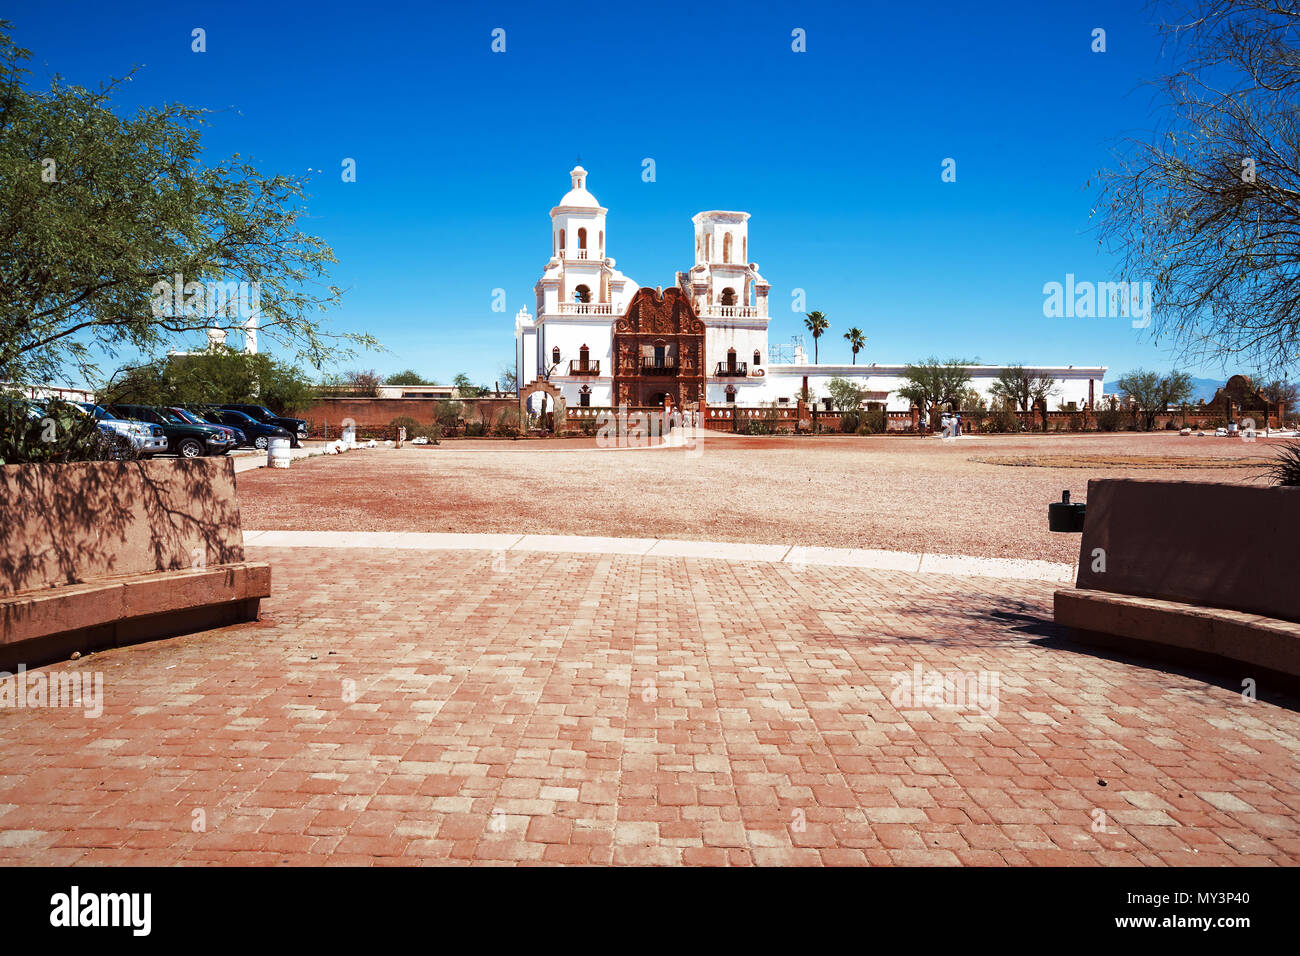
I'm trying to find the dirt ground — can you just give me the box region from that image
[235,431,1283,563]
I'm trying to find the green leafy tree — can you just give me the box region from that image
[988,365,1058,412]
[843,327,866,364]
[102,348,317,413]
[803,311,830,363]
[0,23,375,387]
[959,387,987,412]
[452,372,488,397]
[1118,368,1194,431]
[1262,379,1298,417]
[826,376,866,411]
[385,369,429,386]
[827,375,867,431]
[897,357,974,425]
[988,365,1058,429]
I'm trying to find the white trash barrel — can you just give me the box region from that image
[268,437,292,468]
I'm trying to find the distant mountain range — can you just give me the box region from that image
[1104,377,1223,403]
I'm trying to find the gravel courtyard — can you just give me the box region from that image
[236,432,1278,563]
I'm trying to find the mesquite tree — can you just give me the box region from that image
[1093,1,1300,375]
[0,23,375,387]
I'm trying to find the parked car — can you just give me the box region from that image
[169,406,245,447]
[192,406,292,450]
[221,404,308,446]
[75,403,169,457]
[106,404,234,458]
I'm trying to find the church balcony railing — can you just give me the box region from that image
[568,359,600,375]
[559,249,600,260]
[705,305,760,318]
[713,361,748,377]
[553,302,614,315]
[641,357,678,375]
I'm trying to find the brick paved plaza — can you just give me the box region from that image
[2,543,1297,866]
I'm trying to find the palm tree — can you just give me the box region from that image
[804,311,830,363]
[843,327,866,364]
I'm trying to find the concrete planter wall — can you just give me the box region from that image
[0,457,269,667]
[1056,478,1300,684]
[1073,478,1300,624]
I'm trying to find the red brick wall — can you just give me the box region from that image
[298,397,516,434]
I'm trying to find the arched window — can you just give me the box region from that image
[753,350,761,367]
[742,236,747,263]
[598,231,603,255]
[725,385,737,404]
[558,229,565,255]
[579,344,590,371]
[578,227,587,250]
[573,284,591,303]
[726,347,737,371]
[552,345,560,366]
[723,233,732,264]
[720,287,736,307]
[579,385,591,407]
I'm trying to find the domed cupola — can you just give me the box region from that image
[550,166,607,262]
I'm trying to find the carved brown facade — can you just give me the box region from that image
[611,287,706,408]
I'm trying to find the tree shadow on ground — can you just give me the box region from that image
[884,600,1300,712]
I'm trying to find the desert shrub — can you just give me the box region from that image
[1265,440,1300,486]
[983,408,1018,433]
[389,415,422,438]
[839,412,860,433]
[493,409,521,438]
[1095,406,1124,432]
[464,421,487,437]
[0,397,127,464]
[856,409,885,435]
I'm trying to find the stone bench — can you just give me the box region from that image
[1053,478,1300,687]
[0,457,271,668]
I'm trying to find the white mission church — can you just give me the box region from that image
[514,166,1105,418]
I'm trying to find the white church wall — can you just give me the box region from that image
[704,326,768,373]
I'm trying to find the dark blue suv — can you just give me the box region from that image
[186,405,292,450]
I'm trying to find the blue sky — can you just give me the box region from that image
[13,0,1219,387]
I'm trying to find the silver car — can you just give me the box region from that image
[75,403,168,457]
